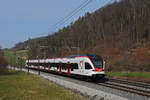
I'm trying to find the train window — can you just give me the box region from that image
[71,65,73,71]
[28,63,47,67]
[45,63,49,67]
[51,63,55,67]
[70,63,73,71]
[27,63,29,65]
[30,63,37,66]
[85,63,92,69]
[35,63,39,66]
[71,63,78,69]
[74,63,78,69]
[55,63,59,69]
[61,63,67,70]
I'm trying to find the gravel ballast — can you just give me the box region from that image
[41,73,129,100]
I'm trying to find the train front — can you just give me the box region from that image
[88,54,105,79]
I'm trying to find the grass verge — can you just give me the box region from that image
[0,70,88,100]
[106,72,150,83]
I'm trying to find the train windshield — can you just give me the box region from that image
[89,55,103,68]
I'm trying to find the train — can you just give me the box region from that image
[26,54,105,81]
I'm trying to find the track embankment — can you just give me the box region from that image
[9,67,150,100]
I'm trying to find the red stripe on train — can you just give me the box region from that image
[59,63,62,74]
[67,63,71,75]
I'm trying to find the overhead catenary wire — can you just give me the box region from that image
[54,0,90,27]
[52,0,117,31]
[54,0,115,29]
[54,0,94,29]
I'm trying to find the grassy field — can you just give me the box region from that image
[4,50,27,57]
[4,50,27,66]
[0,70,88,100]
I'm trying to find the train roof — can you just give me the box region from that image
[66,54,101,58]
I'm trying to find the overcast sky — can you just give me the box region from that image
[0,0,113,48]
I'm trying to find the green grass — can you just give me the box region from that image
[4,50,27,57]
[4,50,27,66]
[0,70,88,100]
[107,72,150,78]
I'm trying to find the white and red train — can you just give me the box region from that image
[26,54,105,80]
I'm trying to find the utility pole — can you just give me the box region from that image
[27,55,30,74]
[27,37,30,74]
[18,56,21,70]
[20,56,23,71]
[37,56,40,75]
[38,45,49,75]
[14,50,16,69]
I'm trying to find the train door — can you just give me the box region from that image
[79,60,85,74]
[48,63,51,72]
[67,62,71,75]
[84,62,93,75]
[59,62,62,74]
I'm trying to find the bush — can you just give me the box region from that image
[0,50,8,74]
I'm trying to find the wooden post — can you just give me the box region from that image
[28,67,29,74]
[38,66,40,75]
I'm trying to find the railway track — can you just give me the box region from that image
[98,82,150,98]
[96,78,150,98]
[108,78,150,89]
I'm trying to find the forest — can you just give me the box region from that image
[13,0,150,71]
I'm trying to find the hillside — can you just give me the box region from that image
[13,0,150,71]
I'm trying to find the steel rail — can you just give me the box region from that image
[106,82,150,94]
[108,78,150,89]
[98,82,150,98]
